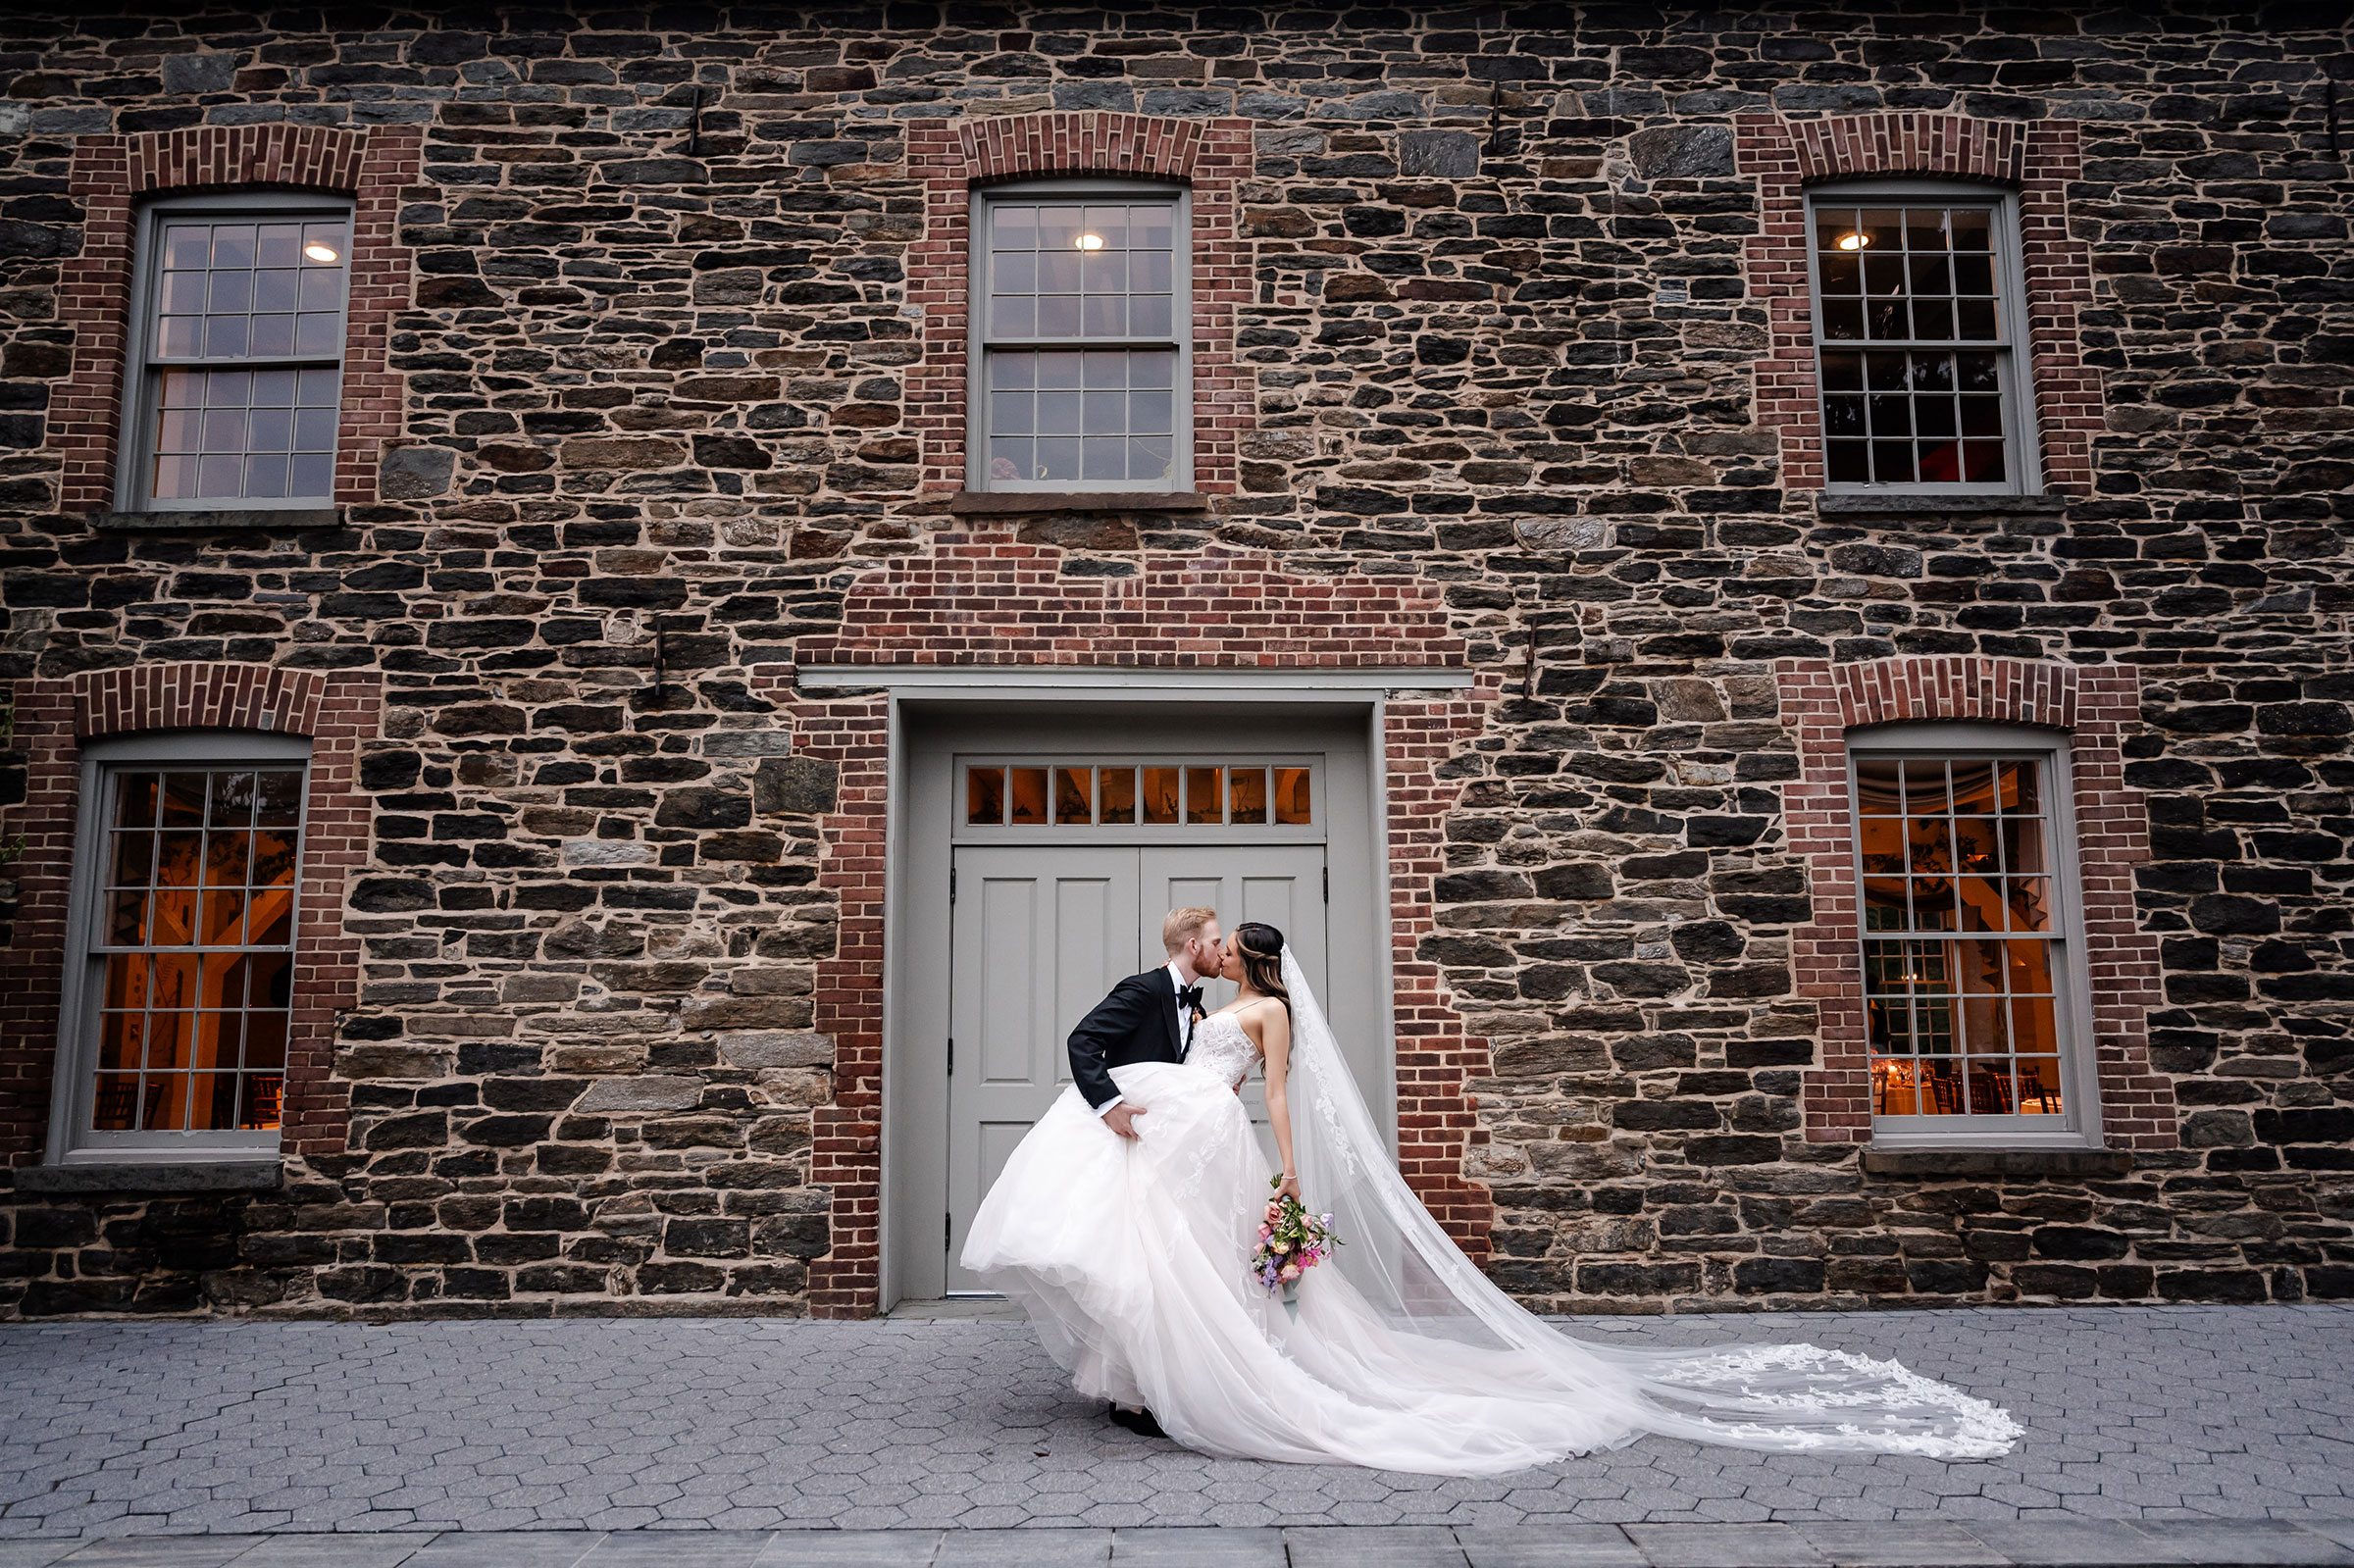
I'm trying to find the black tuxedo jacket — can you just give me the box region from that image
[1067,968,1198,1112]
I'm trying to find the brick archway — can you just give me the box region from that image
[767,535,1502,1316]
[1774,656,2172,1150]
[1,664,383,1167]
[902,112,1254,499]
[1735,111,2099,496]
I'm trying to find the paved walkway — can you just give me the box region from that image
[1,1521,2353,1567]
[0,1306,2349,1543]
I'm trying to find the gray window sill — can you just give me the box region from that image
[13,1159,284,1193]
[1815,492,2071,519]
[91,507,343,531]
[947,490,1207,517]
[1862,1147,2129,1179]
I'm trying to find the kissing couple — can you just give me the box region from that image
[963,908,2022,1475]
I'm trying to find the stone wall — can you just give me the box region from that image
[0,2,2349,1318]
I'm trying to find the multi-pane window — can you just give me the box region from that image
[1810,188,2033,492]
[970,183,1189,492]
[966,764,1310,828]
[53,737,307,1156]
[123,194,351,512]
[1853,735,2087,1142]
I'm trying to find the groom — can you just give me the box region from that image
[1065,905,1223,1441]
[1068,905,1222,1140]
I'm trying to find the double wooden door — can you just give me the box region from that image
[943,845,1327,1292]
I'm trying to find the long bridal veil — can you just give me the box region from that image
[1278,947,2022,1457]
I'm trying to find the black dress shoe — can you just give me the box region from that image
[1107,1402,1167,1440]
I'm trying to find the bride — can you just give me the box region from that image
[961,919,2021,1475]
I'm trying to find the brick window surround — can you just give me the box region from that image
[762,533,1500,1317]
[0,664,383,1167]
[904,112,1253,499]
[54,125,420,518]
[1736,113,2100,496]
[1775,656,2174,1152]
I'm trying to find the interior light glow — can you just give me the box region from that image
[303,242,340,263]
[1836,231,1868,251]
[1075,233,1104,251]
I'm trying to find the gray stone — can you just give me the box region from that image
[1111,1528,1288,1566]
[379,446,457,500]
[53,1543,271,1568]
[1792,1523,2007,1567]
[1962,1521,2192,1565]
[718,1030,835,1070]
[754,756,839,816]
[12,1159,281,1193]
[2124,1523,2354,1566]
[935,1533,1111,1566]
[1516,517,1609,552]
[160,52,238,93]
[577,1536,770,1568]
[572,1075,704,1113]
[403,1535,604,1568]
[1287,1527,1467,1568]
[1458,1528,1647,1567]
[1398,129,1480,178]
[1626,125,1735,178]
[230,1540,440,1568]
[704,733,800,759]
[753,1535,943,1567]
[1624,1524,1826,1568]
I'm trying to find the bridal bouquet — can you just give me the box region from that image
[1251,1176,1342,1295]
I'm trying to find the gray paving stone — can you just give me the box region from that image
[228,1540,439,1568]
[575,1535,773,1568]
[0,1546,81,1568]
[752,1535,943,1567]
[393,1543,607,1568]
[1963,1520,2194,1564]
[932,1532,1110,1565]
[2310,1525,2354,1552]
[2126,1521,2354,1565]
[1624,1523,1828,1567]
[1456,1525,1650,1566]
[1286,1524,1469,1567]
[1108,1527,1286,1565]
[53,1543,271,1568]
[1790,1522,2008,1567]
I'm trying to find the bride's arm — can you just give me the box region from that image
[1258,1004,1302,1204]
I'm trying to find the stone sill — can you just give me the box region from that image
[13,1159,284,1193]
[1863,1147,2131,1179]
[1814,492,2072,521]
[91,507,343,531]
[947,490,1208,516]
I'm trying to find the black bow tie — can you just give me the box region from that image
[1176,986,1203,1011]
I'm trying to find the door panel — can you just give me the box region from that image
[947,846,1139,1292]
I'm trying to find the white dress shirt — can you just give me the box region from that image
[1096,961,1194,1119]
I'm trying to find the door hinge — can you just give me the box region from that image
[946,1212,952,1251]
[949,866,957,904]
[947,1037,954,1077]
[1323,865,1330,904]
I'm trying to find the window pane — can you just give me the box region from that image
[1184,768,1222,825]
[966,767,1003,826]
[1007,767,1048,826]
[1141,767,1180,825]
[1273,767,1311,824]
[1053,767,1092,825]
[1229,769,1268,825]
[1099,768,1137,824]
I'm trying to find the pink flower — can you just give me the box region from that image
[1257,1224,1273,1239]
[1281,1263,1301,1281]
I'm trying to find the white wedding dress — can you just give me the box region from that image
[961,951,2021,1475]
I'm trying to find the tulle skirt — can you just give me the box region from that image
[961,1061,1676,1473]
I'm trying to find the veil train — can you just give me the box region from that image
[1278,946,2022,1457]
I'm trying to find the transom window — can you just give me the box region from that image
[967,764,1309,828]
[121,192,352,512]
[1851,730,2090,1145]
[51,734,309,1156]
[1809,185,2035,493]
[969,181,1190,493]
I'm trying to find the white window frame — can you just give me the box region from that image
[965,177,1193,494]
[1805,179,2042,496]
[44,732,312,1164]
[116,190,354,515]
[1846,722,2101,1151]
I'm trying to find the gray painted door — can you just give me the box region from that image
[945,843,1327,1293]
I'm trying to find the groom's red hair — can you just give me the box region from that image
[1161,906,1217,954]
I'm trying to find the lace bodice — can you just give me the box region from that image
[1187,1010,1260,1088]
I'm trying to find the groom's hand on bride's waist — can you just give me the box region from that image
[1103,1103,1147,1139]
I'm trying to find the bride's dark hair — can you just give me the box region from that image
[1232,922,1290,1012]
